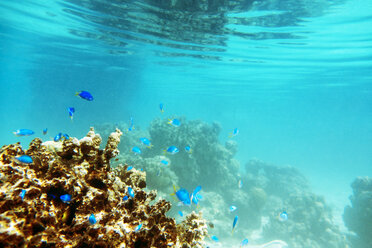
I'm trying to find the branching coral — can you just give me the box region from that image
[0,128,207,247]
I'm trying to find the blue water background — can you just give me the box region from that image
[1,0,372,226]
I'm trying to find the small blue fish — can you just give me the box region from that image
[241,238,249,247]
[139,137,153,148]
[184,145,192,153]
[15,155,33,164]
[172,186,191,206]
[67,107,75,120]
[13,129,34,136]
[238,179,243,189]
[232,215,238,234]
[60,194,72,203]
[62,133,70,140]
[127,166,133,171]
[54,133,62,142]
[43,128,48,135]
[159,103,164,113]
[191,185,202,205]
[76,90,93,101]
[127,117,134,131]
[131,146,142,155]
[178,211,183,217]
[20,189,26,200]
[229,205,237,212]
[123,196,128,201]
[211,235,219,242]
[229,128,239,138]
[166,146,179,155]
[160,160,169,165]
[168,118,181,127]
[128,187,134,198]
[88,213,97,224]
[279,211,288,222]
[134,223,142,232]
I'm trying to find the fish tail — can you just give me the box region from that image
[167,119,172,124]
[75,91,80,96]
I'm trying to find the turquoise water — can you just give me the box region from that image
[1,0,372,247]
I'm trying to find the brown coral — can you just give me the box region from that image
[0,128,207,247]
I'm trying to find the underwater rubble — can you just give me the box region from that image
[0,128,207,247]
[343,176,372,248]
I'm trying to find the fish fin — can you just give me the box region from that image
[75,92,80,96]
[167,119,172,125]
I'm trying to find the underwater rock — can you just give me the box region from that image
[343,176,372,248]
[0,128,208,247]
[261,192,348,248]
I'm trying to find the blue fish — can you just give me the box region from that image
[178,211,183,217]
[127,117,134,131]
[76,90,93,101]
[43,128,48,135]
[140,137,153,148]
[241,238,249,247]
[185,145,192,153]
[88,213,97,224]
[60,194,72,203]
[166,146,179,155]
[232,215,238,234]
[132,146,142,155]
[229,205,237,212]
[160,159,169,165]
[123,196,128,201]
[191,186,202,205]
[168,118,181,127]
[54,133,62,142]
[172,186,190,206]
[20,189,26,200]
[229,128,239,138]
[279,211,288,222]
[62,133,70,140]
[14,155,33,164]
[128,187,134,198]
[13,129,34,136]
[127,166,133,171]
[67,107,75,120]
[211,235,219,242]
[238,179,243,189]
[134,223,142,232]
[159,103,164,113]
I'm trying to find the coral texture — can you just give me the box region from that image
[0,128,207,247]
[343,176,372,248]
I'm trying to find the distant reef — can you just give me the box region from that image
[0,128,207,247]
[96,117,349,248]
[344,176,372,248]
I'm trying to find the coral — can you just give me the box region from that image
[343,176,372,248]
[262,193,348,248]
[0,128,207,247]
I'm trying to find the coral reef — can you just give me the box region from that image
[245,160,348,248]
[343,176,372,248]
[0,128,207,247]
[95,118,349,248]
